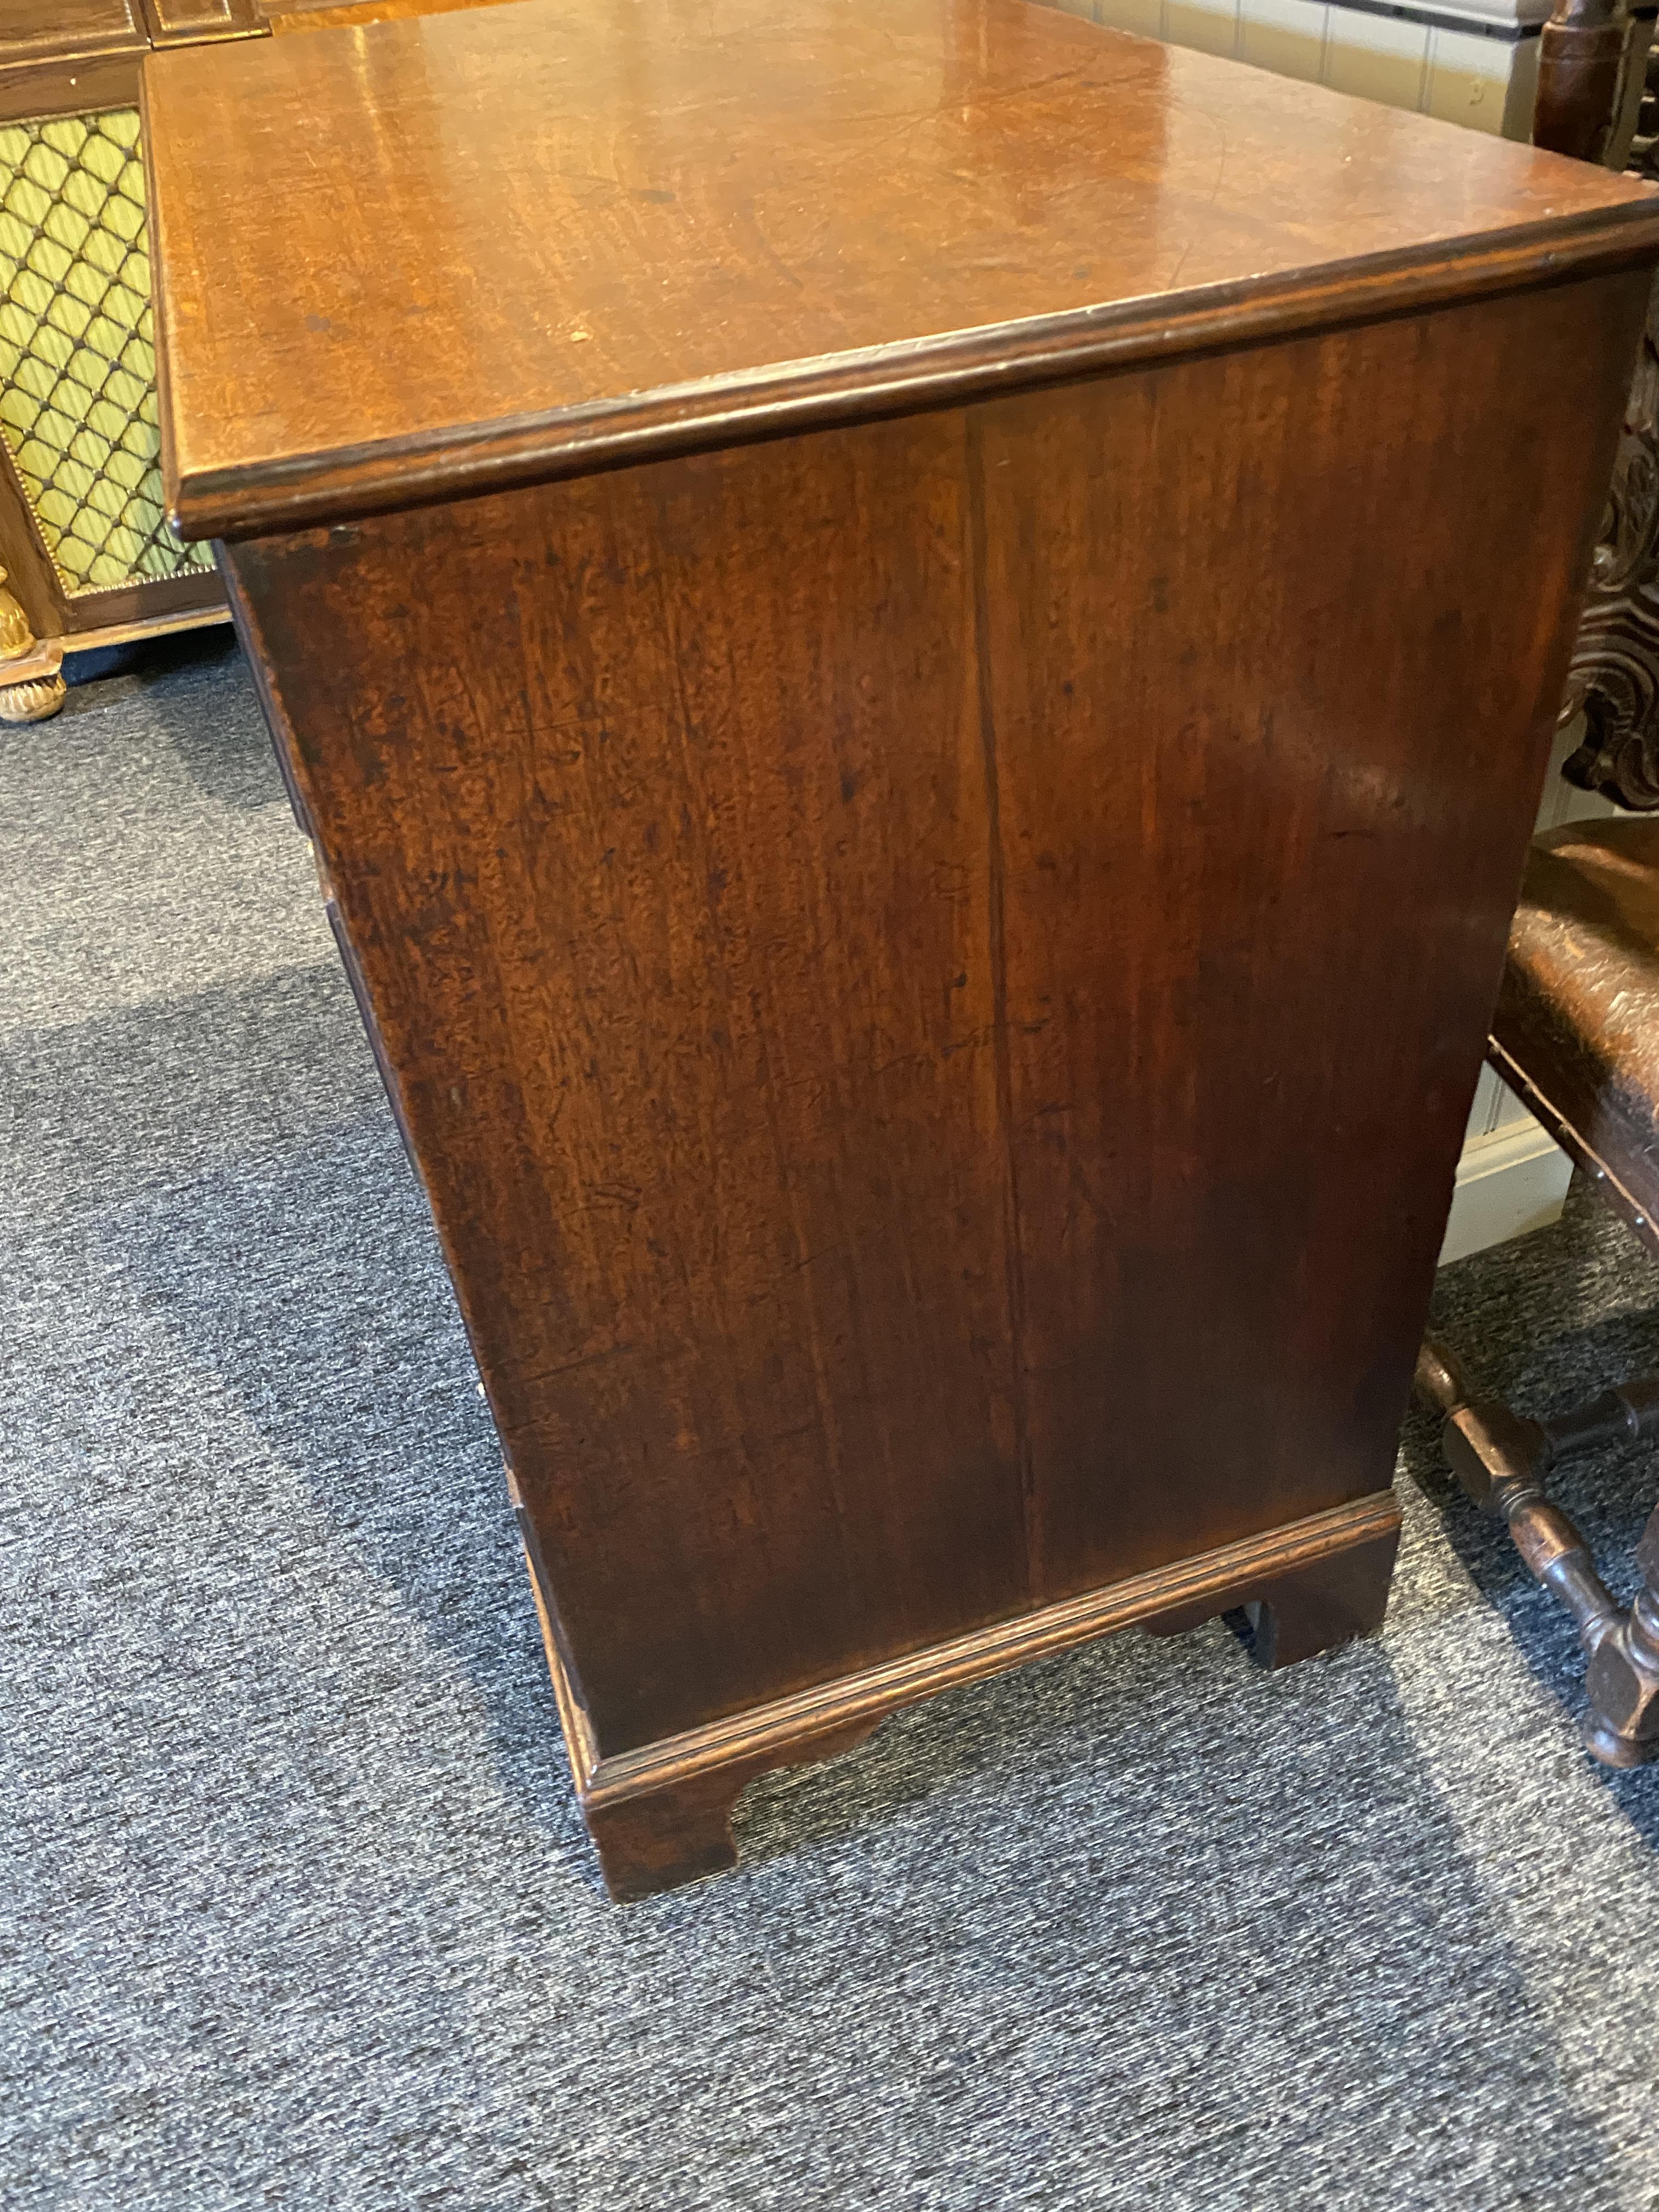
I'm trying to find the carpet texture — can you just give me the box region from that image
[6,634,1659,2210]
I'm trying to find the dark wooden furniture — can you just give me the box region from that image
[0,0,505,718]
[1536,0,1637,165]
[0,5,267,714]
[1554,13,1659,805]
[1417,819,1659,1765]
[1410,0,1659,1772]
[144,0,1659,1899]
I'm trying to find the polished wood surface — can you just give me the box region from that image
[0,4,152,127]
[0,0,506,710]
[150,0,1659,1895]
[144,0,1659,539]
[0,0,489,123]
[0,0,264,122]
[0,0,145,61]
[267,0,494,25]
[221,259,1644,1814]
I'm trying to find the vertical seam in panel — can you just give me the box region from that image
[964,410,1038,1599]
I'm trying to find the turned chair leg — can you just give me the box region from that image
[1415,1336,1659,1767]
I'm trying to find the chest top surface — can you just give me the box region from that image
[145,0,1659,539]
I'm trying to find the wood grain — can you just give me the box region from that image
[968,276,1646,1596]
[151,0,1659,1893]
[0,0,146,64]
[223,268,1646,1761]
[0,2,150,124]
[144,0,1659,540]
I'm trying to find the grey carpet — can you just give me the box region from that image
[7,633,1659,2211]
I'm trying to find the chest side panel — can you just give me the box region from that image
[227,268,1645,1751]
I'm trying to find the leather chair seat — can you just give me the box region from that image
[1494,817,1659,1228]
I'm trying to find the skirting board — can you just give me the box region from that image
[1440,1107,1572,1265]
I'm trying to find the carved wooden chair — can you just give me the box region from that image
[1416,816,1659,1764]
[1413,15,1659,1764]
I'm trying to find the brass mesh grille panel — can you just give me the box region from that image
[0,110,211,597]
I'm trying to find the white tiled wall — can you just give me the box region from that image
[1049,0,1542,142]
